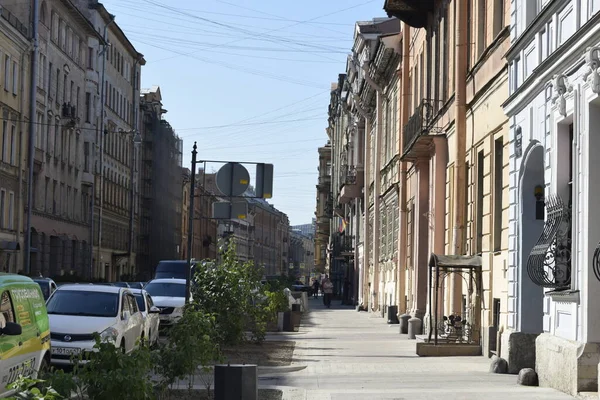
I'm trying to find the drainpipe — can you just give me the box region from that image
[353,94,369,308]
[17,36,30,273]
[397,24,411,314]
[128,56,141,277]
[451,0,468,313]
[96,15,115,280]
[24,0,40,274]
[362,63,383,312]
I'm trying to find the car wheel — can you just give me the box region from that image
[37,356,50,379]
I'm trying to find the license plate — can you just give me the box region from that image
[52,347,81,356]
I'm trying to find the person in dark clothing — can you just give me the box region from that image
[343,277,351,305]
[312,279,320,297]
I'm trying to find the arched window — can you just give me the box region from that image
[40,2,47,25]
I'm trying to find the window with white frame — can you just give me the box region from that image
[4,55,9,89]
[8,192,13,230]
[1,121,7,162]
[10,125,15,165]
[0,190,5,229]
[12,61,17,95]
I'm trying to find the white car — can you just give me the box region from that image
[143,279,188,328]
[130,288,160,346]
[46,285,145,365]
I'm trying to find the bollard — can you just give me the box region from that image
[407,317,422,339]
[282,311,294,332]
[398,314,411,334]
[214,364,257,400]
[387,306,399,324]
[291,303,302,329]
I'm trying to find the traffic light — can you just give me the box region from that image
[255,163,274,199]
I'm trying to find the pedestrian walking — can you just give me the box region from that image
[322,275,333,308]
[312,278,320,298]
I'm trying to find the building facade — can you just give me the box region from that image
[21,0,103,278]
[78,2,145,282]
[314,143,332,273]
[503,0,600,394]
[289,229,315,281]
[0,8,29,273]
[137,86,182,280]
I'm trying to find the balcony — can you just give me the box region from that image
[335,235,354,259]
[338,165,363,204]
[402,99,444,161]
[383,0,435,28]
[61,103,79,128]
[317,174,331,191]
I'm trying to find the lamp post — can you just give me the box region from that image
[128,130,142,277]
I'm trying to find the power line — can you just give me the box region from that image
[140,0,372,63]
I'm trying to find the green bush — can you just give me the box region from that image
[6,376,64,399]
[154,308,220,393]
[190,239,267,345]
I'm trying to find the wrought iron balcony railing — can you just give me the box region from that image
[340,165,357,186]
[526,194,572,289]
[402,99,444,158]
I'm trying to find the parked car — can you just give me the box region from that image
[46,285,145,365]
[113,282,130,288]
[143,279,188,329]
[32,277,57,300]
[154,260,196,280]
[128,282,145,289]
[130,289,160,346]
[291,280,311,293]
[0,274,51,397]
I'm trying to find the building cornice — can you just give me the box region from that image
[503,11,600,116]
[504,0,562,61]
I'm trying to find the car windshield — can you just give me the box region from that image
[34,281,50,299]
[134,294,146,312]
[144,282,185,298]
[46,290,119,317]
[129,282,144,289]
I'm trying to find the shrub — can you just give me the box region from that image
[190,240,267,345]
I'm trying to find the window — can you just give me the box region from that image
[0,190,4,228]
[477,0,487,58]
[47,62,52,99]
[40,1,47,25]
[44,177,49,211]
[12,61,17,94]
[84,141,89,172]
[7,192,13,230]
[1,121,6,162]
[0,291,15,324]
[52,180,57,214]
[493,0,505,37]
[88,47,94,70]
[47,290,119,318]
[10,125,15,165]
[493,138,504,251]
[46,119,51,153]
[493,298,501,328]
[3,55,9,89]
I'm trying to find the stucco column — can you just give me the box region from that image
[371,91,384,312]
[362,117,371,309]
[411,160,430,321]
[397,23,411,314]
[432,138,447,317]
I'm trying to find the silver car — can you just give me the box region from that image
[130,289,160,346]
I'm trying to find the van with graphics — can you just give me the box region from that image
[0,274,51,396]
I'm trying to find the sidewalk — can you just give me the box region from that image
[260,297,575,400]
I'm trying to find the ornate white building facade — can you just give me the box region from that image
[504,0,600,394]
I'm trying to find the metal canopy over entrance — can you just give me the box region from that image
[426,254,483,347]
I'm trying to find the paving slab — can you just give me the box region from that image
[260,298,576,400]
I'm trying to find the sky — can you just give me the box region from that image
[101,0,386,226]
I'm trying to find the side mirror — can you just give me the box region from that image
[149,306,160,314]
[2,322,22,336]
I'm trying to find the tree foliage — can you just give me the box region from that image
[190,239,267,345]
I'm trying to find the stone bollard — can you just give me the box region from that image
[517,368,538,386]
[399,314,411,334]
[214,364,258,400]
[489,356,508,374]
[407,317,422,339]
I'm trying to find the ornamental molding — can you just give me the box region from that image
[549,74,573,117]
[583,47,600,93]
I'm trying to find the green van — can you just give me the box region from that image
[0,274,51,396]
